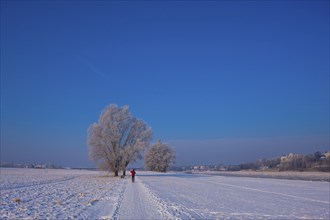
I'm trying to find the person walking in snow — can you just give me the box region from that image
[130,169,136,182]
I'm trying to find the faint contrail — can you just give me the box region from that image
[80,58,110,79]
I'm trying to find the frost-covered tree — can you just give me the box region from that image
[88,104,152,176]
[144,140,176,172]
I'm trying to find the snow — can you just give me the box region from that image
[198,170,330,182]
[140,173,330,219]
[1,168,329,219]
[116,177,173,219]
[0,168,121,219]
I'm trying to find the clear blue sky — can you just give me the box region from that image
[1,0,329,167]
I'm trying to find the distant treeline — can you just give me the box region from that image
[232,151,330,172]
[0,163,98,170]
[172,151,330,172]
[0,162,62,169]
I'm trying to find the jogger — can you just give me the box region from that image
[130,169,136,182]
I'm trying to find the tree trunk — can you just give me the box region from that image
[114,158,120,176]
[122,161,129,176]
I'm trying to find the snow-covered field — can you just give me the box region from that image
[1,168,329,219]
[194,170,330,182]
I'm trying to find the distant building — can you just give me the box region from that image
[35,164,46,169]
[324,151,330,159]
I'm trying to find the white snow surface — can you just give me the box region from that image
[1,168,329,219]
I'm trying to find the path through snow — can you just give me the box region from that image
[115,176,174,219]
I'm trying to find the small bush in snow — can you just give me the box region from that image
[13,198,21,203]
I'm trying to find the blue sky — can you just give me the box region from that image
[1,1,329,167]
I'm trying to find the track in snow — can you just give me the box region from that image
[115,176,175,220]
[0,176,76,191]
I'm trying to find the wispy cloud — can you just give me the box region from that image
[81,58,110,79]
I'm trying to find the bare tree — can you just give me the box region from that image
[144,140,176,172]
[88,104,152,176]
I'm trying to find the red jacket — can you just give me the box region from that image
[131,170,136,177]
